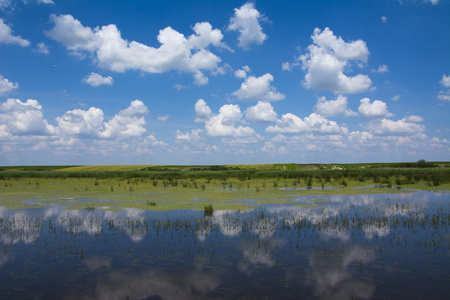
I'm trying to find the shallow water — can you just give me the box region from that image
[0,191,449,299]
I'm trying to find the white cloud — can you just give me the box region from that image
[440,74,450,88]
[234,65,250,79]
[281,62,293,71]
[34,42,50,54]
[0,98,56,136]
[314,95,358,117]
[194,99,213,122]
[266,113,308,134]
[266,112,346,135]
[173,84,188,90]
[57,100,149,139]
[45,14,99,52]
[426,0,439,5]
[0,75,18,96]
[204,103,255,137]
[46,15,227,82]
[381,16,387,23]
[228,2,267,50]
[221,134,264,145]
[144,134,167,147]
[391,95,400,101]
[157,114,170,121]
[371,64,389,73]
[304,113,348,134]
[82,72,114,87]
[404,115,424,122]
[358,98,394,118]
[310,28,369,62]
[193,71,208,86]
[175,129,204,143]
[100,100,148,139]
[0,19,30,47]
[298,27,372,94]
[38,0,54,4]
[437,92,450,101]
[245,101,278,123]
[56,107,104,138]
[366,117,425,135]
[233,73,285,101]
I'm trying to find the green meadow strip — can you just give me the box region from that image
[0,170,448,210]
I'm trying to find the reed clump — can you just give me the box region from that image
[204,204,214,216]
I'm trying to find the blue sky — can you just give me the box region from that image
[0,0,449,166]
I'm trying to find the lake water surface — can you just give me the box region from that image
[0,190,449,299]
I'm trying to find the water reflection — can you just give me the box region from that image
[0,191,448,299]
[306,245,376,299]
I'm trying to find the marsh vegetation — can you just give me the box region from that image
[0,163,449,299]
[0,162,449,210]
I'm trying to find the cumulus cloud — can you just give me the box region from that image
[82,72,114,87]
[193,71,209,86]
[46,15,228,83]
[366,117,425,135]
[228,2,267,50]
[314,95,358,117]
[0,19,30,47]
[437,75,450,101]
[310,27,369,62]
[371,64,389,73]
[245,101,278,123]
[296,27,371,94]
[34,42,50,54]
[233,73,285,101]
[56,107,104,138]
[0,98,56,136]
[57,100,149,139]
[234,65,250,79]
[304,113,348,134]
[194,99,213,122]
[144,134,168,147]
[199,101,255,137]
[101,100,149,139]
[437,91,450,101]
[358,98,393,118]
[440,74,450,88]
[266,112,346,134]
[0,75,18,96]
[175,129,204,143]
[266,113,308,134]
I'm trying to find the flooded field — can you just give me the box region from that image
[0,190,449,299]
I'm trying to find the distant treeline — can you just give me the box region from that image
[0,160,448,172]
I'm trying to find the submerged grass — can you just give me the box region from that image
[0,165,448,210]
[0,174,444,211]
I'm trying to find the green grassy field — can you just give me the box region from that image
[0,161,448,211]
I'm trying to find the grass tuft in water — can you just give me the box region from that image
[204,203,214,216]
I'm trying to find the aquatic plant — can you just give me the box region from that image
[204,204,214,216]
